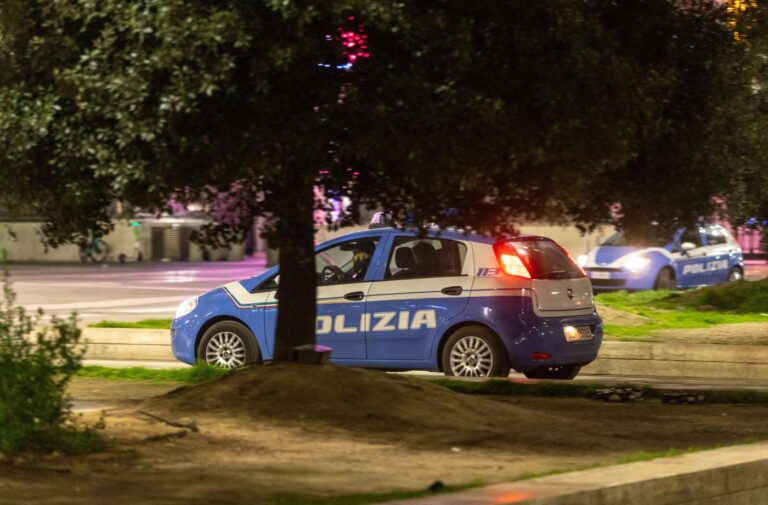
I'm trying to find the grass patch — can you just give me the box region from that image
[616,446,710,464]
[88,319,172,329]
[597,282,768,340]
[77,363,229,383]
[434,377,768,405]
[268,482,483,505]
[655,279,768,313]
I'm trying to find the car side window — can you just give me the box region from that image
[679,228,703,247]
[315,237,379,286]
[385,237,467,280]
[257,274,279,291]
[705,226,727,245]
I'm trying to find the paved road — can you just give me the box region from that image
[8,256,268,324]
[745,259,768,281]
[7,256,767,325]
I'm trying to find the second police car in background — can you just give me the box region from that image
[172,225,603,379]
[578,224,743,291]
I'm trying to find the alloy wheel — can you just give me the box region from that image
[449,336,494,377]
[205,331,247,368]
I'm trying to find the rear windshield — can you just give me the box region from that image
[511,240,585,280]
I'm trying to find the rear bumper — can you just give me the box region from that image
[503,311,603,373]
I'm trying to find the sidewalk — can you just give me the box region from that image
[745,259,768,280]
[386,441,768,505]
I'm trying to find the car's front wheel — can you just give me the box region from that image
[441,325,510,378]
[197,320,260,369]
[727,267,743,282]
[524,364,581,380]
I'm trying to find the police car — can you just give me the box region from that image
[171,228,603,379]
[578,224,744,291]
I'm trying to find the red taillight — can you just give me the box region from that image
[499,253,531,278]
[493,242,532,279]
[530,352,551,361]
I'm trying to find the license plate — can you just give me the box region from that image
[590,271,610,280]
[563,325,594,342]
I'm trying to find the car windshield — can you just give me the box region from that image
[602,230,669,248]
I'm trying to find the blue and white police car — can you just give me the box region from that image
[171,227,603,379]
[578,224,744,291]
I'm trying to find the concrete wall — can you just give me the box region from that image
[0,220,244,263]
[1,218,608,263]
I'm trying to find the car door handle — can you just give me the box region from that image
[344,291,365,301]
[441,286,463,296]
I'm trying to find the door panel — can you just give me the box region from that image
[262,235,382,361]
[316,283,371,359]
[673,250,710,287]
[364,235,473,361]
[672,227,708,287]
[261,284,370,360]
[701,226,735,284]
[365,277,472,360]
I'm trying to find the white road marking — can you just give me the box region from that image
[24,295,189,311]
[11,281,206,292]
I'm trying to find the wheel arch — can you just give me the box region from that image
[435,321,504,372]
[654,265,677,290]
[195,315,261,361]
[729,264,744,281]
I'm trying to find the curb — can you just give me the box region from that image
[583,341,768,380]
[81,327,173,361]
[384,441,768,505]
[79,328,768,380]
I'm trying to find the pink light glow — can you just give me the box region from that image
[336,21,370,67]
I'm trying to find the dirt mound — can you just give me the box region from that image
[145,363,588,449]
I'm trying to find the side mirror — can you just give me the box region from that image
[680,242,696,253]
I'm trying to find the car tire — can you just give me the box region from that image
[524,364,581,380]
[441,325,510,378]
[653,267,676,290]
[727,267,743,282]
[197,320,260,369]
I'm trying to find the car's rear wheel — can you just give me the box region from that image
[197,320,259,369]
[441,325,510,378]
[653,267,676,290]
[524,364,581,380]
[727,267,743,282]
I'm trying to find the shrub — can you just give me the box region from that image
[0,273,101,456]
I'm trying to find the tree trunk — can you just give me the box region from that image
[272,170,317,361]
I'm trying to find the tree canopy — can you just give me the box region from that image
[0,0,765,354]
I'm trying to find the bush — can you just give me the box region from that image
[0,273,101,456]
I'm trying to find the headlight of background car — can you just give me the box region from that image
[175,297,198,319]
[577,254,588,268]
[622,256,651,272]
